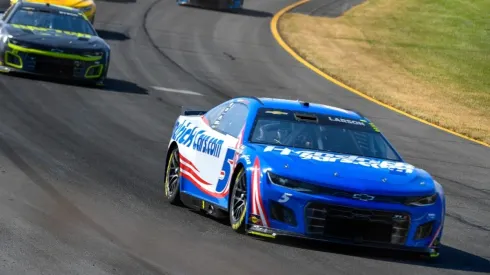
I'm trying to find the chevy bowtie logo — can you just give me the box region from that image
[352,193,375,201]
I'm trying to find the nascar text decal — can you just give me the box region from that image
[172,120,224,158]
[263,146,415,173]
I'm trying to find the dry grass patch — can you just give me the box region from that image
[278,0,490,144]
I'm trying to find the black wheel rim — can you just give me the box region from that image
[231,171,247,222]
[166,151,180,197]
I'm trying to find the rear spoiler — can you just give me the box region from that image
[180,106,208,116]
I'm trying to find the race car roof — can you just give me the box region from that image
[17,1,82,14]
[256,97,363,120]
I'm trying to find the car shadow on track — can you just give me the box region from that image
[5,73,148,95]
[96,29,130,41]
[227,8,273,18]
[181,5,273,18]
[181,207,490,273]
[257,236,490,273]
[95,78,148,95]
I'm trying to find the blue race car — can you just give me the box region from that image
[177,0,243,11]
[164,97,445,258]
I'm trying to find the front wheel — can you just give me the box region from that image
[229,168,247,233]
[164,146,182,204]
[85,76,105,87]
[420,248,440,259]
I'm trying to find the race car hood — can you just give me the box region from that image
[248,144,436,196]
[5,24,107,51]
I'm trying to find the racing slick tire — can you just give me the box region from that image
[84,76,106,88]
[229,167,247,233]
[420,249,440,260]
[94,76,106,87]
[89,55,109,87]
[164,145,182,205]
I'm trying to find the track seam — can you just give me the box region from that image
[270,0,490,148]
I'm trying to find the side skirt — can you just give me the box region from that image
[181,192,228,219]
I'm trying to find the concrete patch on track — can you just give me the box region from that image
[290,0,366,17]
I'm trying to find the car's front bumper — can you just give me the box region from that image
[246,224,441,257]
[247,179,444,257]
[0,42,107,81]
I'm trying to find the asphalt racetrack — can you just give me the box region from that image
[0,0,489,274]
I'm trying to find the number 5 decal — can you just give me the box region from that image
[216,148,236,193]
[278,193,292,203]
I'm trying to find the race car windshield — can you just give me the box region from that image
[250,108,402,161]
[8,8,96,35]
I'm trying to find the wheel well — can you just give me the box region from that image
[227,163,245,210]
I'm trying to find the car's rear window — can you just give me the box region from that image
[8,7,96,36]
[249,108,401,161]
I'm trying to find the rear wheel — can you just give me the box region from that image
[229,168,247,233]
[164,146,182,204]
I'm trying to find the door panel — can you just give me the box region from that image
[175,101,250,208]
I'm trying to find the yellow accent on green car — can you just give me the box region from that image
[5,51,23,69]
[84,64,103,78]
[11,24,92,38]
[369,122,380,132]
[8,43,103,62]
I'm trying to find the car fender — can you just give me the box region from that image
[236,146,272,228]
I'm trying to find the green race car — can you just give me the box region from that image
[0,1,110,86]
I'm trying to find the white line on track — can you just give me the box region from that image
[152,86,203,96]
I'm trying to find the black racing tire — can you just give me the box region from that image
[229,167,247,233]
[419,249,440,260]
[86,76,105,88]
[164,146,182,205]
[88,60,109,88]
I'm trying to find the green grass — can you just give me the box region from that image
[352,0,490,109]
[279,0,490,144]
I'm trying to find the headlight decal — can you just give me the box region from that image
[267,172,316,193]
[79,5,93,13]
[82,51,103,57]
[405,193,437,206]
